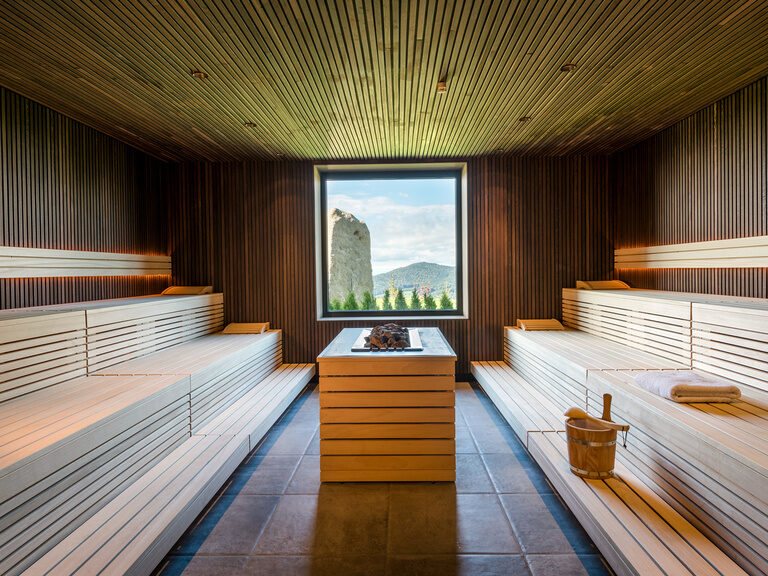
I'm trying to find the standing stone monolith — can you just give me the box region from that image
[327,208,374,304]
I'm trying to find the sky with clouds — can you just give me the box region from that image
[327,177,457,275]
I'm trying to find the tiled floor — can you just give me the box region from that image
[154,382,613,576]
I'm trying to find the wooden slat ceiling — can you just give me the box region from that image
[0,0,766,161]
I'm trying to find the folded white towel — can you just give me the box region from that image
[633,371,741,403]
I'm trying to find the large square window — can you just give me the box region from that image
[316,165,466,318]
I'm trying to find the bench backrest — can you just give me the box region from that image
[0,310,87,402]
[83,294,223,372]
[0,294,225,400]
[561,288,692,365]
[692,302,768,393]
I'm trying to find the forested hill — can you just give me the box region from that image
[373,262,456,297]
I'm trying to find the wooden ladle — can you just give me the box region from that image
[564,407,630,431]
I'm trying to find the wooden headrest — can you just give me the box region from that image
[161,286,213,295]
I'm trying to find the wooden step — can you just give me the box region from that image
[528,431,748,576]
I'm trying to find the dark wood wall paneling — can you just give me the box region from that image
[169,157,612,374]
[0,87,169,309]
[614,76,768,297]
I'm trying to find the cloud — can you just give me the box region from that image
[328,193,456,275]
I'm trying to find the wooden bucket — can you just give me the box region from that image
[565,418,617,479]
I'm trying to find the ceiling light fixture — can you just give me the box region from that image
[518,116,531,123]
[190,69,208,80]
[560,62,577,73]
[244,122,257,128]
[436,80,447,94]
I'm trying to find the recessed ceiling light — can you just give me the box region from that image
[495,148,505,153]
[518,116,531,123]
[190,69,208,80]
[560,62,577,73]
[436,81,447,94]
[244,122,257,128]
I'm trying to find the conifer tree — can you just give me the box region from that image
[439,290,453,309]
[381,289,393,310]
[394,288,408,310]
[342,290,359,310]
[361,290,376,310]
[330,298,342,310]
[423,294,437,310]
[409,288,422,310]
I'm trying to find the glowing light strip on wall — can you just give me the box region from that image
[0,246,172,278]
[615,235,768,269]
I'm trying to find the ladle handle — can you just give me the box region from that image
[601,393,613,422]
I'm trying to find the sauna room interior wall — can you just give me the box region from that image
[168,157,612,373]
[0,87,169,309]
[613,75,768,297]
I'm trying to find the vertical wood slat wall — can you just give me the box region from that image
[614,76,768,297]
[168,157,612,374]
[0,87,169,308]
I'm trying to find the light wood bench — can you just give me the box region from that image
[0,309,87,402]
[198,363,315,449]
[693,301,768,394]
[504,327,685,414]
[25,364,315,576]
[470,359,748,576]
[562,288,692,365]
[77,294,224,373]
[588,370,768,576]
[579,299,768,575]
[94,331,284,433]
[479,289,768,575]
[0,373,190,576]
[23,433,249,576]
[0,293,297,575]
[471,361,565,446]
[529,431,749,576]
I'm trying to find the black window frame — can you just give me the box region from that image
[320,168,464,318]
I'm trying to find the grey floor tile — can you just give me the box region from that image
[482,453,550,494]
[469,425,516,454]
[253,485,389,557]
[305,429,320,454]
[285,455,320,494]
[388,486,520,555]
[260,423,317,455]
[455,453,494,493]
[154,555,246,576]
[387,554,531,576]
[196,494,279,555]
[170,493,235,555]
[454,425,478,453]
[243,555,386,576]
[235,454,302,494]
[526,554,611,576]
[500,494,593,555]
[251,494,319,555]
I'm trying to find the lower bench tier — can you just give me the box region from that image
[529,431,747,576]
[23,363,314,576]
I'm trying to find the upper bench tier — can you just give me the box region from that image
[0,294,224,401]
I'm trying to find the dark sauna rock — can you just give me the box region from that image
[364,323,410,350]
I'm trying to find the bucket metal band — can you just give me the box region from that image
[569,465,614,479]
[568,437,616,447]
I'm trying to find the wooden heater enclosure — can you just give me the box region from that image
[317,328,457,482]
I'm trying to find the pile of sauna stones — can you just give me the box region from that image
[364,323,410,350]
